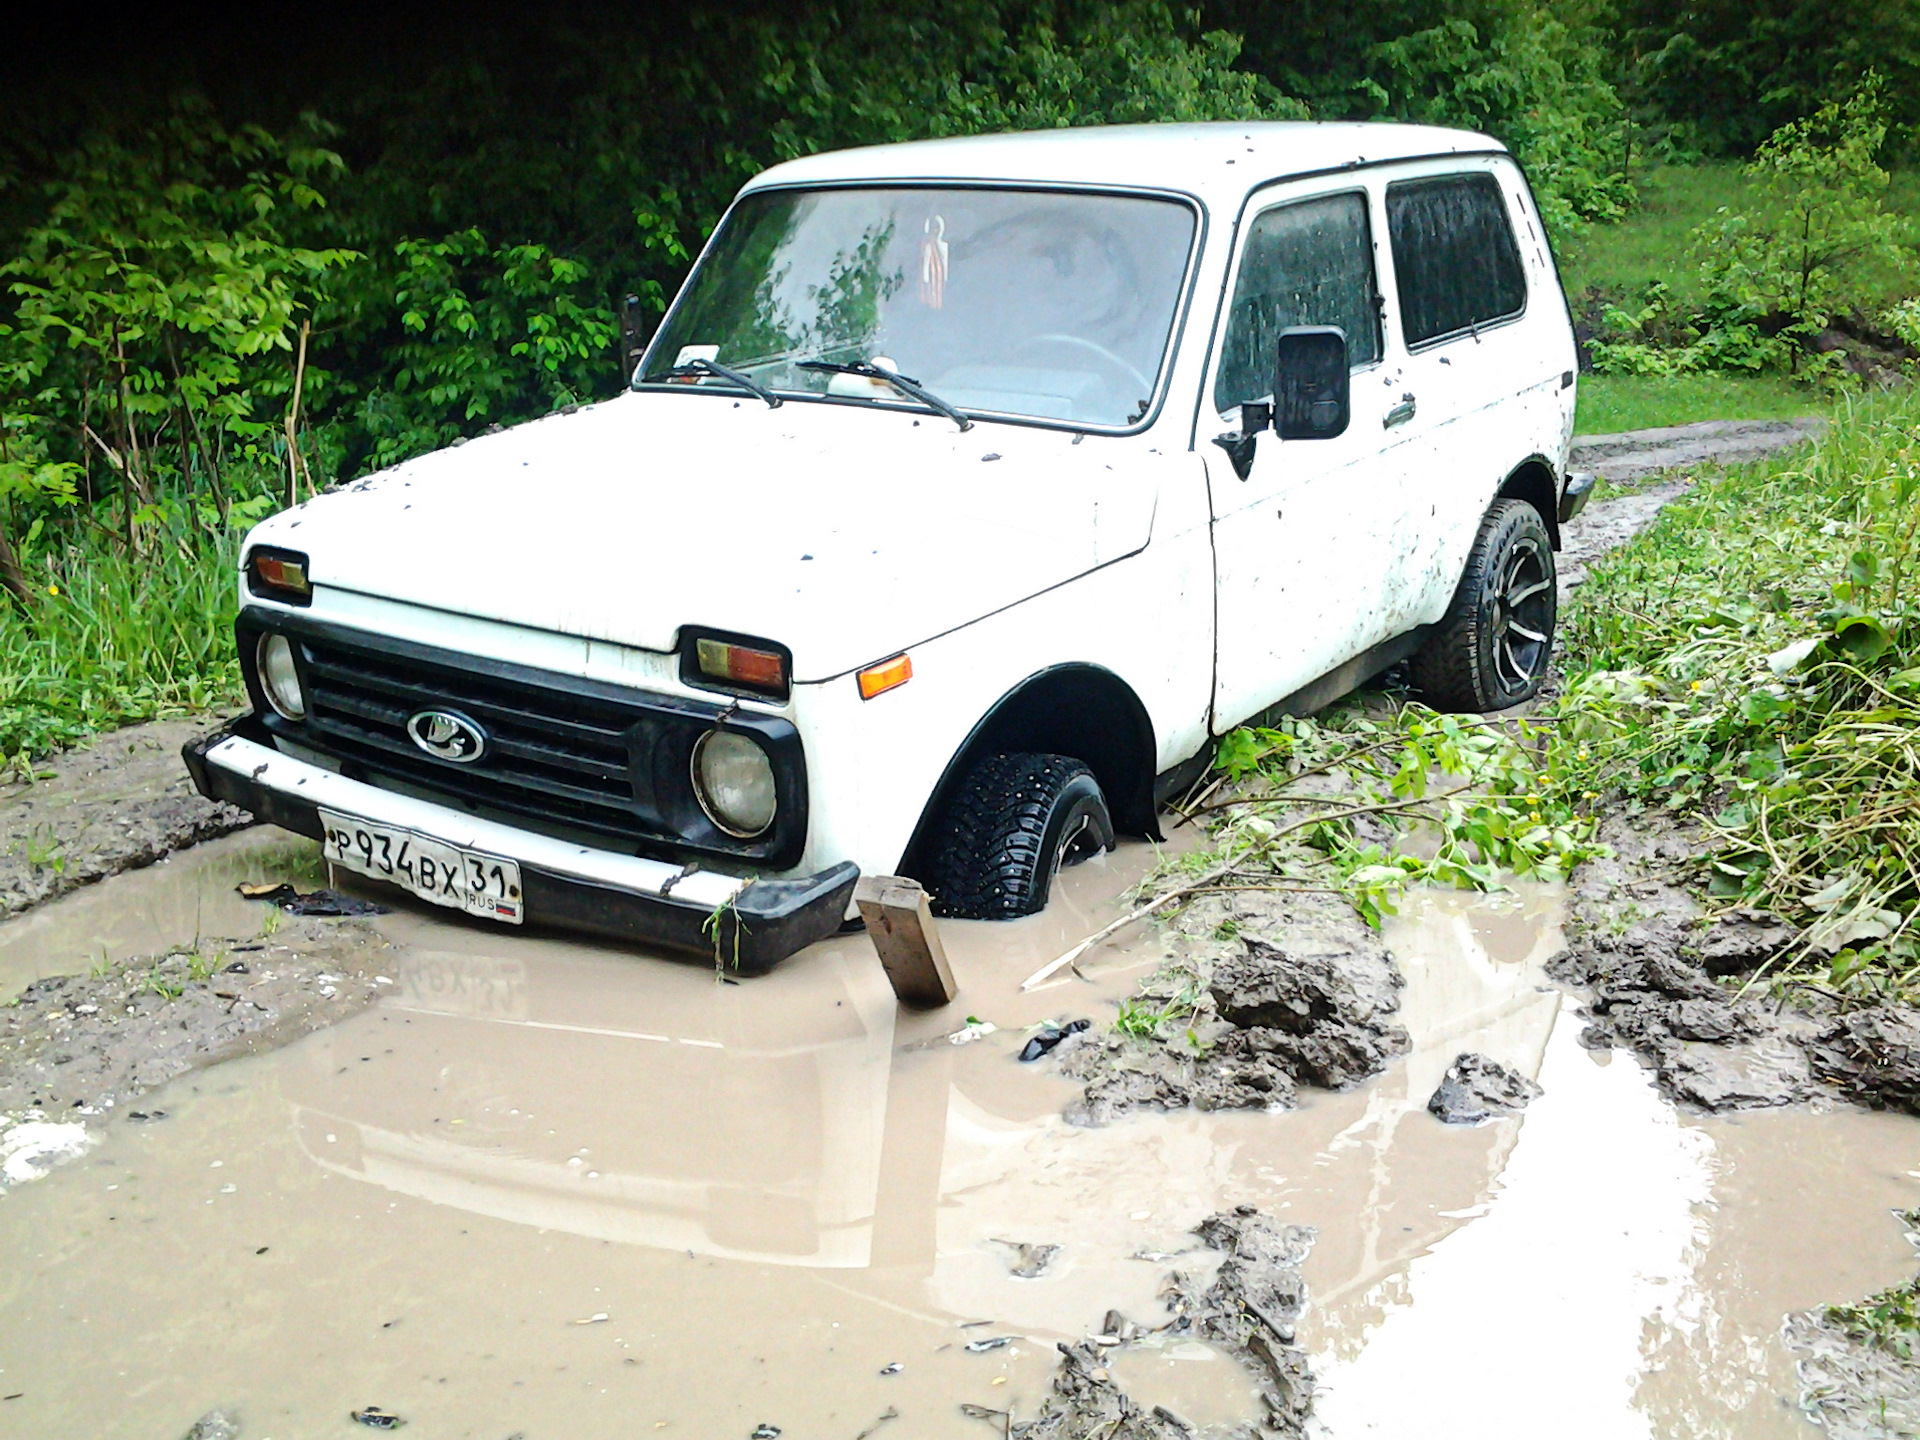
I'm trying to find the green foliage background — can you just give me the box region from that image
[0,0,1642,523]
[0,0,1908,757]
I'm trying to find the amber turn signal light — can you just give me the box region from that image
[857,653,912,700]
[693,637,788,696]
[247,547,312,606]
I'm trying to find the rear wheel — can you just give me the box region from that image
[1410,498,1557,712]
[923,753,1115,919]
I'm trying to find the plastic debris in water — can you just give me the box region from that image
[238,883,389,917]
[750,1426,782,1439]
[350,1406,406,1430]
[946,1017,998,1046]
[1018,1019,1090,1062]
[965,1335,1016,1353]
[879,1362,902,1375]
[0,1121,93,1187]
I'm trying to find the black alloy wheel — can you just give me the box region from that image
[1410,498,1558,712]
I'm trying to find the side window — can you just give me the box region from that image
[1385,172,1527,347]
[1213,190,1381,415]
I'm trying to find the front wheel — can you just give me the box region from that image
[1409,498,1557,712]
[923,753,1116,919]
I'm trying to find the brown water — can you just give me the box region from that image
[0,827,324,999]
[0,840,1914,1439]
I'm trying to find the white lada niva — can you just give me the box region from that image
[186,121,1592,971]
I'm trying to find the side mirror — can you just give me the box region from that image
[1273,326,1350,440]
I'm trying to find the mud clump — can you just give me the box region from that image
[0,916,394,1173]
[1808,1010,1920,1114]
[1427,1053,1541,1124]
[1556,810,1920,1115]
[1060,892,1409,1127]
[1013,1206,1317,1439]
[0,716,253,920]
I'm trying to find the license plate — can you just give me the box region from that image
[319,809,524,925]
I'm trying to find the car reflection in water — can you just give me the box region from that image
[283,890,1565,1330]
[290,941,897,1268]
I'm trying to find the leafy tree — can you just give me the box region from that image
[1589,78,1917,380]
[1206,0,1632,242]
[1692,78,1912,359]
[0,101,355,554]
[1363,9,1632,237]
[342,231,618,473]
[1612,0,1920,157]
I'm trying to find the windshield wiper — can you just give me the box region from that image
[797,360,972,432]
[644,357,782,409]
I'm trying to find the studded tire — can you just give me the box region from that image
[923,752,1116,920]
[1409,498,1558,713]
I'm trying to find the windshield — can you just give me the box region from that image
[643,186,1197,428]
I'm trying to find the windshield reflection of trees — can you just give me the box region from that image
[650,189,1192,425]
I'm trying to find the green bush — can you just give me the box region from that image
[1691,79,1910,354]
[1362,10,1633,239]
[1587,80,1917,381]
[0,103,354,558]
[341,231,618,473]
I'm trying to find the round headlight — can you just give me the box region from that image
[256,633,306,720]
[691,731,776,838]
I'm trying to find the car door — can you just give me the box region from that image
[1205,183,1401,732]
[1373,163,1563,634]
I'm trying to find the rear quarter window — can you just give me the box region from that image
[1385,172,1527,348]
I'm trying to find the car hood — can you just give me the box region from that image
[255,391,1161,681]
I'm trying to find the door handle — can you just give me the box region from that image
[1384,393,1417,428]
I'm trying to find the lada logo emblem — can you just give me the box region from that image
[407,709,487,764]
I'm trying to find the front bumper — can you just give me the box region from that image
[183,717,859,974]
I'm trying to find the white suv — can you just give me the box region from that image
[186,122,1590,971]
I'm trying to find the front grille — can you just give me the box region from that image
[296,634,668,846]
[239,613,810,868]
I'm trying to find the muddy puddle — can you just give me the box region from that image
[0,828,324,1000]
[1,842,1917,1439]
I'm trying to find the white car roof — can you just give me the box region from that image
[743,122,1505,212]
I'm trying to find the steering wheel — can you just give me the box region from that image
[1014,333,1156,399]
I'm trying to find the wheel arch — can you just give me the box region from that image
[895,662,1161,878]
[1496,455,1562,550]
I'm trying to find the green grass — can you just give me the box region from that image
[1575,373,1827,434]
[0,522,242,763]
[1561,163,1758,306]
